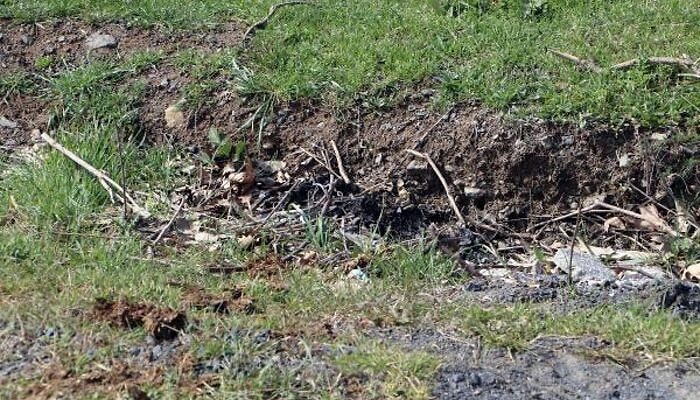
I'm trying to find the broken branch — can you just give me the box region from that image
[330,140,351,184]
[612,57,696,71]
[41,133,150,218]
[548,49,602,73]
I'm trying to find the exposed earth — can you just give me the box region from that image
[1,16,699,400]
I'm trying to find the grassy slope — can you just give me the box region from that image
[2,0,699,127]
[1,0,700,398]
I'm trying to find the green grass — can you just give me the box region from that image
[3,0,699,127]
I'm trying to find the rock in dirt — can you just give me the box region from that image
[85,33,117,50]
[20,34,34,46]
[164,103,186,128]
[0,116,18,129]
[553,249,616,285]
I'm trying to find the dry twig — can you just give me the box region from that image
[243,1,313,43]
[41,133,150,218]
[612,57,696,71]
[550,49,699,78]
[330,140,351,184]
[153,199,186,245]
[548,49,602,72]
[405,149,500,234]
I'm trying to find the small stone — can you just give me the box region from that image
[463,187,487,199]
[0,116,18,129]
[650,132,668,141]
[618,152,630,168]
[43,46,56,55]
[348,268,369,282]
[560,135,574,147]
[553,249,616,285]
[406,160,429,177]
[85,33,117,50]
[164,103,186,128]
[57,35,66,42]
[20,35,34,45]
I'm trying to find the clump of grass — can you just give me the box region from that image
[448,303,700,358]
[334,340,439,399]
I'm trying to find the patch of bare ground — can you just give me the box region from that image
[91,298,187,341]
[0,18,243,73]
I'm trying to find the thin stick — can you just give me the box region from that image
[330,140,351,184]
[406,149,464,226]
[297,146,344,181]
[406,149,500,234]
[243,1,312,43]
[152,199,186,245]
[41,133,150,218]
[262,179,300,224]
[549,49,602,73]
[596,201,678,236]
[529,203,599,230]
[413,106,454,150]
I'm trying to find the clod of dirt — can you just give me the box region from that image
[92,298,187,341]
[85,33,117,50]
[658,282,700,319]
[127,385,152,400]
[164,102,187,129]
[245,254,287,279]
[182,285,259,315]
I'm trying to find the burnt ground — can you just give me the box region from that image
[2,19,700,399]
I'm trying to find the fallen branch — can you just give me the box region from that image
[548,49,602,72]
[529,199,678,236]
[41,133,150,218]
[550,50,699,78]
[406,149,500,234]
[243,1,313,43]
[330,140,351,184]
[612,57,696,71]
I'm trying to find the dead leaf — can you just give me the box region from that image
[237,235,255,249]
[603,216,625,232]
[632,204,675,235]
[674,198,696,235]
[685,263,700,281]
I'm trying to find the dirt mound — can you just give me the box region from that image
[264,97,698,236]
[91,298,187,341]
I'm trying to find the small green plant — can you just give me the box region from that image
[523,0,549,19]
[305,215,334,251]
[198,128,246,165]
[34,55,54,70]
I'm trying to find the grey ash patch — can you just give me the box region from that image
[461,272,672,311]
[378,327,700,400]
